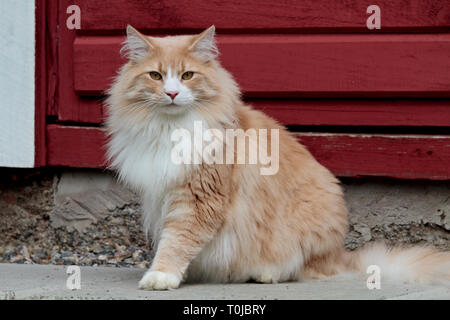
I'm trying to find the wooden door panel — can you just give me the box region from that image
[75,0,450,33]
[48,0,450,179]
[47,125,450,180]
[73,34,450,97]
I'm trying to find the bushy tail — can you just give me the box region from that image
[351,242,450,284]
[304,242,450,285]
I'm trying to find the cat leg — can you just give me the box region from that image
[139,169,230,290]
[139,204,223,290]
[139,214,219,290]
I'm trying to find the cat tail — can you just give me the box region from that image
[304,242,450,284]
[347,242,450,284]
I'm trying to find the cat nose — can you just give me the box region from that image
[165,91,179,100]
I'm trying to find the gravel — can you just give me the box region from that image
[0,169,152,269]
[1,168,449,269]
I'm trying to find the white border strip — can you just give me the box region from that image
[0,0,36,168]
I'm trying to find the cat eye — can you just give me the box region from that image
[181,71,194,80]
[149,71,162,80]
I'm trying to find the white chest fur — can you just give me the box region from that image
[107,112,207,239]
[109,114,204,191]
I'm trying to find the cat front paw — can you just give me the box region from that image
[138,270,181,290]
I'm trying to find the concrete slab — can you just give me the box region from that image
[51,171,137,232]
[0,263,448,300]
[48,171,450,251]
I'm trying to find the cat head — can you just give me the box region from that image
[110,25,237,118]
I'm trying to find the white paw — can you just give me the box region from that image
[138,270,181,290]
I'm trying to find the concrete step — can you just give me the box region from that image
[1,263,449,300]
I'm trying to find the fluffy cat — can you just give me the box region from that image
[105,25,450,290]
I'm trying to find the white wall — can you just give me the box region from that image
[0,0,36,167]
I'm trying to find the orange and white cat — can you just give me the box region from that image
[105,25,450,290]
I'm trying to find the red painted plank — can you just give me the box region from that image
[57,0,78,122]
[296,133,450,180]
[46,125,450,180]
[58,0,104,123]
[254,100,450,127]
[74,0,450,33]
[46,125,108,168]
[35,0,59,167]
[73,34,450,97]
[44,0,58,117]
[64,98,450,126]
[35,0,46,167]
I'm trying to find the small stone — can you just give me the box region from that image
[61,251,72,258]
[63,256,77,265]
[110,217,123,225]
[10,255,24,263]
[136,262,148,269]
[23,231,32,239]
[35,249,47,258]
[106,202,116,212]
[117,262,129,267]
[51,252,61,259]
[132,250,142,260]
[98,255,107,261]
[22,246,30,258]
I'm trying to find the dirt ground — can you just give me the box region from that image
[0,168,150,268]
[0,168,448,268]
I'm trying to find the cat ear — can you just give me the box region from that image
[121,25,154,61]
[189,25,218,62]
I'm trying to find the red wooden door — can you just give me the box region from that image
[43,0,450,179]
